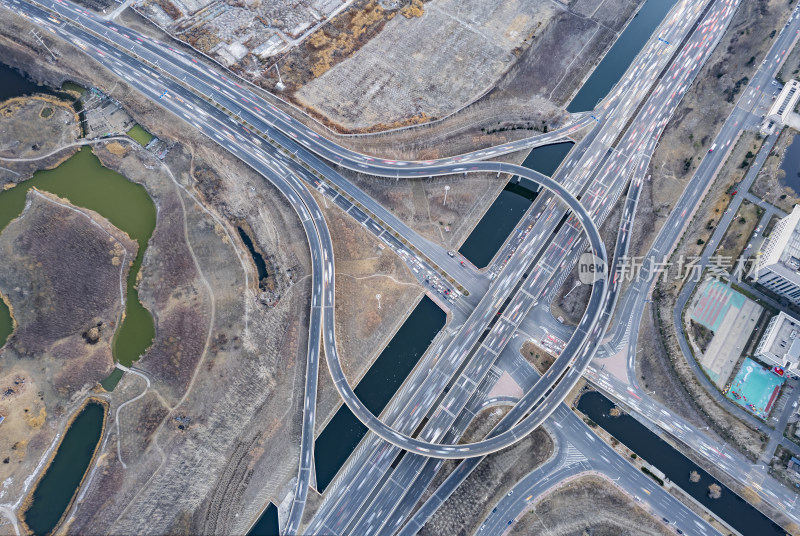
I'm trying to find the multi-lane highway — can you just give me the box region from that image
[477,404,719,536]
[1,0,611,530]
[5,0,617,460]
[9,0,796,533]
[307,0,749,533]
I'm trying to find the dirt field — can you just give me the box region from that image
[0,96,80,159]
[0,95,81,186]
[294,0,642,131]
[0,190,134,499]
[521,339,556,374]
[345,165,510,251]
[509,474,674,536]
[294,0,559,131]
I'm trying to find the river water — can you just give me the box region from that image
[23,402,105,536]
[578,391,785,535]
[567,0,678,112]
[459,142,573,268]
[313,296,446,492]
[247,503,279,536]
[779,132,800,194]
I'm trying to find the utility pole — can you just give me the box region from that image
[443,185,450,206]
[30,30,57,61]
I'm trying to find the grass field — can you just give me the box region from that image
[127,124,153,146]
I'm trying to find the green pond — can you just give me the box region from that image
[0,146,156,372]
[23,401,105,536]
[126,124,153,146]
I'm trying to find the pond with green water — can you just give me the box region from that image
[23,402,106,536]
[0,146,156,373]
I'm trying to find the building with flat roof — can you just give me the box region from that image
[756,311,800,372]
[751,205,800,305]
[767,79,800,125]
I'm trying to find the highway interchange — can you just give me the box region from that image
[5,0,800,533]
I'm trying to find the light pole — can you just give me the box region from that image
[565,280,581,298]
[443,185,450,206]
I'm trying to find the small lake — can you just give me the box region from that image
[778,132,800,194]
[237,227,269,286]
[0,63,52,101]
[247,503,279,536]
[0,146,157,375]
[459,142,573,268]
[578,391,785,536]
[313,296,446,492]
[567,0,678,112]
[23,401,105,536]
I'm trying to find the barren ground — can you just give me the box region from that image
[0,96,80,160]
[0,95,81,185]
[294,0,643,131]
[521,339,556,374]
[311,186,423,433]
[509,474,674,536]
[713,199,762,262]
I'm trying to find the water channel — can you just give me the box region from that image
[247,503,279,536]
[313,296,446,493]
[459,142,573,268]
[578,391,785,535]
[567,0,678,113]
[778,132,800,194]
[23,401,106,536]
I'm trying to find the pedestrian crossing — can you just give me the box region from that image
[561,442,588,467]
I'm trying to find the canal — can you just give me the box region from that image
[778,132,800,195]
[459,142,573,268]
[578,391,785,535]
[248,503,279,536]
[313,296,446,492]
[23,401,106,536]
[567,0,678,112]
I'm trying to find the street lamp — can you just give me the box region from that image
[443,185,450,206]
